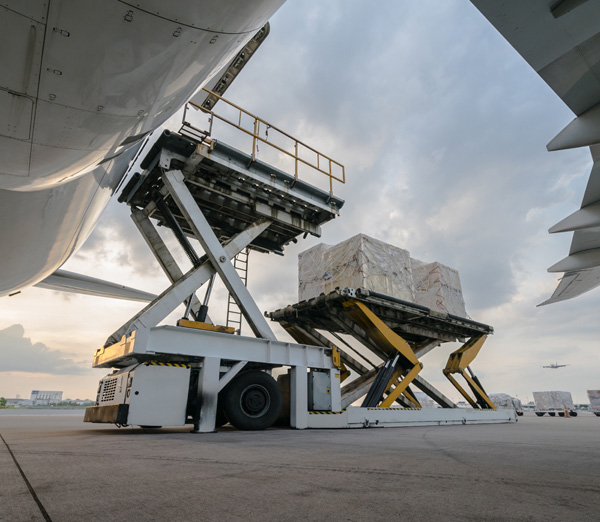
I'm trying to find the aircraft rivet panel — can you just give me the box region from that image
[1,0,49,24]
[121,0,285,34]
[0,8,45,97]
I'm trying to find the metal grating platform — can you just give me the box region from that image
[120,130,345,255]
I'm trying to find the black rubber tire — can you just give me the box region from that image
[558,411,565,417]
[535,412,545,417]
[548,412,556,417]
[594,412,600,417]
[516,412,524,416]
[222,370,282,430]
[215,400,229,428]
[571,411,578,417]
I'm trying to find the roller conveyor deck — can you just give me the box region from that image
[269,287,493,346]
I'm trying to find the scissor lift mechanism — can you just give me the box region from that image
[268,287,510,428]
[84,97,513,431]
[85,125,349,431]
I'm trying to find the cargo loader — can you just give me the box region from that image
[84,90,515,432]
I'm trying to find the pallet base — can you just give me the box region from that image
[306,407,516,428]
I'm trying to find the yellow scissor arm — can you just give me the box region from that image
[443,335,495,410]
[342,299,423,408]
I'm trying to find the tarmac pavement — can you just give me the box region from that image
[1,411,599,522]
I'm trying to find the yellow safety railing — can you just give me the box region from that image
[186,88,345,196]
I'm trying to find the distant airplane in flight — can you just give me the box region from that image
[542,362,569,369]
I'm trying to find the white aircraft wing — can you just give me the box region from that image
[471,0,600,304]
[539,267,600,305]
[33,270,156,303]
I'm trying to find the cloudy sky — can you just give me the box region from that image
[1,0,598,404]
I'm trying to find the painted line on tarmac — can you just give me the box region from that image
[0,432,53,522]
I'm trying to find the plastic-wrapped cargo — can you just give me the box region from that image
[586,390,600,415]
[490,393,523,415]
[298,233,415,302]
[533,391,575,411]
[413,262,467,318]
[298,233,469,318]
[297,243,330,303]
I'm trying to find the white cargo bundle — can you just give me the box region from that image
[298,233,468,318]
[587,390,600,416]
[490,393,514,410]
[490,393,523,415]
[413,262,467,317]
[298,234,415,303]
[533,391,574,411]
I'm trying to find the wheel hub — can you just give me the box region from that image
[240,384,270,417]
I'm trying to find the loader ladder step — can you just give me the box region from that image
[226,248,249,334]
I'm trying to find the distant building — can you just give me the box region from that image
[30,390,63,405]
[5,398,33,408]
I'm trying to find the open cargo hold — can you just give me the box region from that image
[298,233,467,317]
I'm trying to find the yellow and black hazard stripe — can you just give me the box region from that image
[367,407,421,411]
[309,410,347,415]
[144,362,190,368]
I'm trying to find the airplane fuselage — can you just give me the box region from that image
[0,0,284,295]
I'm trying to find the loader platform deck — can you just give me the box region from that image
[119,130,344,255]
[268,287,492,346]
[269,287,499,413]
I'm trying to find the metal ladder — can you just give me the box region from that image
[226,248,249,334]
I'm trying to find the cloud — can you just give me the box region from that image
[4,1,597,401]
[0,324,88,375]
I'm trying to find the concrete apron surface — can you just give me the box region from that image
[0,412,599,522]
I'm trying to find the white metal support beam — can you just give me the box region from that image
[163,169,276,340]
[329,369,342,411]
[341,366,381,409]
[94,325,336,369]
[131,208,205,320]
[192,357,220,433]
[217,360,247,391]
[104,218,270,347]
[295,322,370,375]
[290,366,308,429]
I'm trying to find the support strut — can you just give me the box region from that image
[443,335,496,410]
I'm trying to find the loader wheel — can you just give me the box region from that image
[222,370,282,430]
[571,411,578,417]
[215,400,229,428]
[548,412,556,417]
[594,412,600,417]
[558,412,565,417]
[535,412,545,417]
